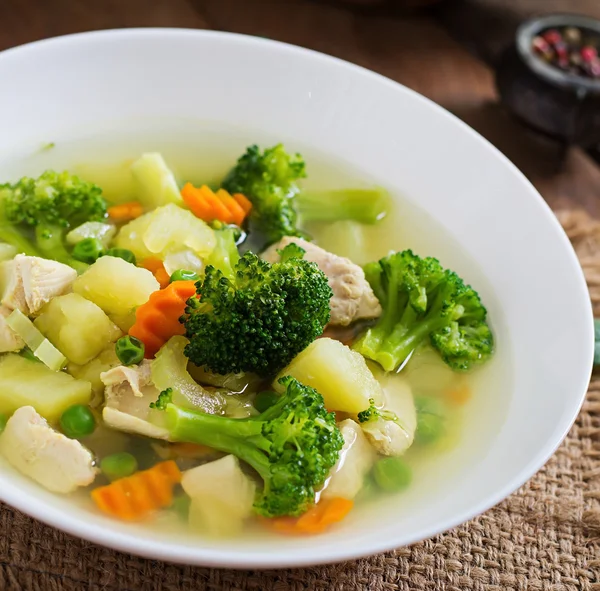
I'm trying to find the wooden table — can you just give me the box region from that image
[0,0,599,216]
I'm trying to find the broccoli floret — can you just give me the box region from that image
[221,144,307,247]
[0,170,107,271]
[153,376,344,517]
[183,244,332,377]
[357,398,398,424]
[353,250,493,372]
[149,387,173,410]
[296,187,391,225]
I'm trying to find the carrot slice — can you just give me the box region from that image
[265,498,354,535]
[91,461,182,521]
[129,280,197,358]
[107,201,144,222]
[181,182,252,226]
[233,193,252,215]
[140,257,171,289]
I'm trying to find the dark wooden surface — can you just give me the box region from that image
[0,0,599,216]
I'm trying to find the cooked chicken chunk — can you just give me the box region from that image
[100,361,170,440]
[0,406,97,493]
[321,419,375,501]
[0,255,77,316]
[360,376,417,457]
[0,305,24,353]
[261,237,381,326]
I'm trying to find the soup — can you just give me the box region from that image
[0,127,507,539]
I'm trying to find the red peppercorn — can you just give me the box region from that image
[542,29,562,45]
[581,45,598,62]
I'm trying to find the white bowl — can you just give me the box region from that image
[0,29,593,569]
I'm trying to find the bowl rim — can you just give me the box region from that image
[517,13,600,92]
[0,27,594,569]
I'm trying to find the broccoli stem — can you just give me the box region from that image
[165,404,271,478]
[296,188,391,224]
[35,225,88,273]
[0,223,41,257]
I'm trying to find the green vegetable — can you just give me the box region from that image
[204,222,241,280]
[72,237,104,264]
[0,414,7,434]
[170,269,199,283]
[172,493,191,520]
[115,335,145,366]
[414,396,445,445]
[66,221,116,248]
[100,452,138,481]
[151,376,344,518]
[19,347,40,363]
[353,250,493,372]
[0,170,107,271]
[296,187,391,224]
[183,245,332,376]
[0,243,17,262]
[222,144,307,247]
[150,387,173,410]
[253,391,280,413]
[594,319,600,366]
[60,404,96,439]
[104,248,136,265]
[357,398,398,424]
[372,457,412,492]
[6,309,66,371]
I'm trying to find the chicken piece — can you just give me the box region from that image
[360,376,417,457]
[261,237,381,326]
[100,361,170,440]
[0,406,97,493]
[0,305,24,352]
[0,255,77,316]
[321,419,375,501]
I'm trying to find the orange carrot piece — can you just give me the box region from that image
[232,193,252,215]
[107,201,144,222]
[140,257,171,289]
[446,383,471,406]
[200,186,232,223]
[129,280,197,358]
[91,461,182,522]
[181,182,251,226]
[215,189,246,226]
[181,182,211,219]
[266,498,354,535]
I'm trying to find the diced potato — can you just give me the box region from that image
[73,256,159,317]
[67,345,121,404]
[130,152,183,209]
[35,293,122,365]
[321,419,375,501]
[182,455,256,536]
[114,204,216,262]
[0,354,91,422]
[275,337,383,414]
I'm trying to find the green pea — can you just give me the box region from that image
[0,414,7,434]
[416,412,445,445]
[60,404,96,439]
[115,335,145,366]
[254,391,280,413]
[72,238,104,264]
[172,494,191,521]
[100,452,138,481]
[170,269,199,283]
[372,457,412,492]
[104,248,137,265]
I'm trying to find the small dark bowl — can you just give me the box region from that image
[495,13,600,148]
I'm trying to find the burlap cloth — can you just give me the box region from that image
[0,209,595,590]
